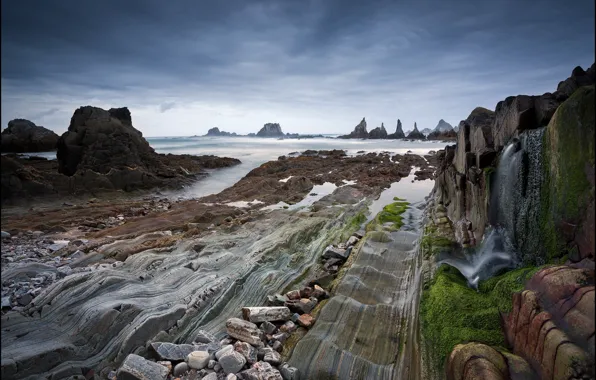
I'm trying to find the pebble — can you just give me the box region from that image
[219,351,246,374]
[202,373,218,380]
[173,362,189,376]
[1,231,10,239]
[187,351,210,370]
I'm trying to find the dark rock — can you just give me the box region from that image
[368,123,388,139]
[322,245,351,260]
[173,362,189,377]
[1,119,59,153]
[406,122,426,140]
[256,123,284,138]
[387,119,405,139]
[219,351,246,374]
[151,342,197,361]
[279,364,300,380]
[116,354,169,380]
[557,63,596,97]
[339,118,368,139]
[259,321,277,335]
[194,330,217,344]
[205,127,237,137]
[234,341,257,364]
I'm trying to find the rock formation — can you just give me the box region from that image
[387,119,406,139]
[420,127,433,136]
[256,123,284,137]
[406,122,426,140]
[339,118,368,139]
[1,119,59,153]
[421,63,596,380]
[205,127,237,137]
[427,120,456,141]
[368,123,388,139]
[1,106,240,202]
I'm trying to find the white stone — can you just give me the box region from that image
[186,350,210,370]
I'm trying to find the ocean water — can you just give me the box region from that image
[147,136,447,199]
[7,136,448,200]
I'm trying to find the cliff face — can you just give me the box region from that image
[431,64,595,258]
[256,123,284,137]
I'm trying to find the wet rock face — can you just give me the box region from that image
[1,119,59,153]
[256,123,284,137]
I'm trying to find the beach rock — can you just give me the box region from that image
[240,361,283,380]
[368,123,388,139]
[259,321,277,335]
[266,294,288,306]
[194,330,217,344]
[387,119,405,139]
[241,306,292,323]
[116,354,169,380]
[296,314,314,328]
[256,123,284,138]
[173,362,189,377]
[226,374,238,380]
[262,348,282,366]
[285,290,301,300]
[339,118,368,139]
[157,361,172,373]
[272,333,288,344]
[201,373,218,380]
[219,351,246,374]
[1,119,59,153]
[1,231,10,239]
[279,364,300,380]
[311,285,329,300]
[322,245,350,260]
[279,321,297,334]
[187,351,210,370]
[557,63,596,97]
[406,123,426,140]
[299,287,313,298]
[151,342,197,361]
[234,341,258,364]
[286,298,317,314]
[272,341,283,352]
[216,345,235,360]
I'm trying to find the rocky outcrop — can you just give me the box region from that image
[256,123,284,137]
[406,122,426,140]
[1,106,240,203]
[428,119,457,141]
[430,64,595,250]
[368,123,388,139]
[387,119,405,139]
[556,63,595,98]
[1,119,59,153]
[205,127,237,137]
[420,127,433,136]
[339,118,368,139]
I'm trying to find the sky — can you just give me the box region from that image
[1,0,594,137]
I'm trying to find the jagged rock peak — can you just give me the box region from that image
[256,123,284,137]
[406,122,426,140]
[434,119,454,132]
[368,122,388,139]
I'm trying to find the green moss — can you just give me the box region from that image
[537,86,595,263]
[420,223,456,258]
[366,200,409,232]
[420,265,542,373]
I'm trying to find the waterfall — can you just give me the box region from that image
[439,127,547,286]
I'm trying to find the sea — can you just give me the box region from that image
[9,135,448,201]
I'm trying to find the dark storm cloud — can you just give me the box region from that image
[1,0,594,135]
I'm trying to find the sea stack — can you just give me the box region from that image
[339,117,368,139]
[427,119,457,140]
[406,122,426,140]
[387,119,405,139]
[368,123,388,139]
[256,123,284,137]
[1,119,60,153]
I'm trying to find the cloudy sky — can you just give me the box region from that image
[1,0,594,137]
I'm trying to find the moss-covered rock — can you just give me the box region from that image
[420,265,542,374]
[540,85,595,262]
[365,199,409,232]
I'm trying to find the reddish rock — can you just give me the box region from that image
[296,314,314,328]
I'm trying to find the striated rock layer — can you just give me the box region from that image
[289,204,425,379]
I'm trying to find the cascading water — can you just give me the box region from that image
[438,127,547,286]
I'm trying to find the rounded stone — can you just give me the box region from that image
[219,351,246,374]
[173,362,189,376]
[186,350,210,370]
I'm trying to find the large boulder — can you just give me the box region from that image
[339,118,368,139]
[368,123,388,139]
[556,63,596,98]
[1,119,59,153]
[406,122,426,140]
[256,123,284,137]
[205,127,236,137]
[387,119,405,139]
